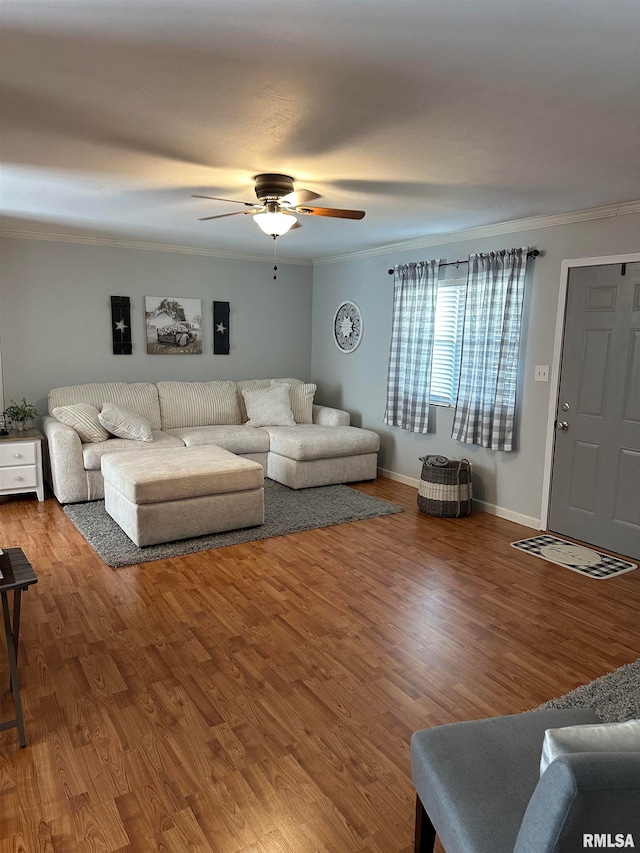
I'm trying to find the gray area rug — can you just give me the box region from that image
[64,479,403,568]
[537,657,640,722]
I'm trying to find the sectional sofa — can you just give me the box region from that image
[43,378,380,504]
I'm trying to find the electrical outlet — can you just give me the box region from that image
[535,365,549,382]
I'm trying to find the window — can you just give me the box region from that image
[386,249,528,445]
[429,277,466,406]
[451,249,529,450]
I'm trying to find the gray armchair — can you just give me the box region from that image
[411,708,640,852]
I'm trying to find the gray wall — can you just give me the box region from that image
[0,237,313,416]
[2,212,638,525]
[311,212,640,525]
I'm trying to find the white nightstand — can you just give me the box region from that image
[0,429,45,502]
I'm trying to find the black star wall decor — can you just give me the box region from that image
[213,301,230,354]
[111,295,132,354]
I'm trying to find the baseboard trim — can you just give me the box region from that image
[378,467,420,489]
[378,467,540,530]
[471,499,539,530]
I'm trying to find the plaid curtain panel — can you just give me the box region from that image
[451,248,528,450]
[384,260,441,433]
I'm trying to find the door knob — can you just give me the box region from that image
[556,421,569,431]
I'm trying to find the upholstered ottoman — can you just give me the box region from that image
[265,425,380,489]
[102,446,264,546]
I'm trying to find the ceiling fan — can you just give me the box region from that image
[192,173,365,237]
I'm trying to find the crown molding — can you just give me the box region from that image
[0,229,312,266]
[2,199,638,268]
[313,200,640,266]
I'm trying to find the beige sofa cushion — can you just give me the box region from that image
[157,381,240,429]
[101,445,263,504]
[265,425,380,461]
[52,403,110,443]
[83,431,185,470]
[49,382,162,430]
[166,425,270,453]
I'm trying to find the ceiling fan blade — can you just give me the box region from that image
[192,194,255,207]
[198,210,254,221]
[280,189,322,206]
[295,205,365,220]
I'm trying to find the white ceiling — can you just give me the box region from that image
[1,0,639,261]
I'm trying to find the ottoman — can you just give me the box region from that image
[102,446,264,546]
[265,425,380,489]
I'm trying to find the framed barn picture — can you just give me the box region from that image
[145,296,202,355]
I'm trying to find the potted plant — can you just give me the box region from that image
[6,398,38,431]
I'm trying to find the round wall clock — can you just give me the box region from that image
[333,300,363,353]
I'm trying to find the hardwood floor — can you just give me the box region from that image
[1,478,639,852]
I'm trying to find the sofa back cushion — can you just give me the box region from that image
[48,382,162,430]
[236,378,302,422]
[157,381,241,429]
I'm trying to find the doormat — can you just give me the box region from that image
[510,534,637,579]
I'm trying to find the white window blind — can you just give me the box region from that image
[430,278,467,406]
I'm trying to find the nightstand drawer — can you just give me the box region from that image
[0,442,37,466]
[0,465,38,489]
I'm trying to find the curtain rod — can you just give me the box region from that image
[387,248,540,275]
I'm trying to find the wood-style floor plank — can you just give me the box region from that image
[1,479,639,852]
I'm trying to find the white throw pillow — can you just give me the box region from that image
[98,403,154,442]
[271,380,316,424]
[52,403,110,443]
[540,719,640,775]
[242,385,296,427]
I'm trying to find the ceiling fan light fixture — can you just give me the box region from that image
[253,209,297,236]
[194,174,365,235]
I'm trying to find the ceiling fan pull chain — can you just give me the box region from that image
[273,235,278,280]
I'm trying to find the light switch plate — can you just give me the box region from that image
[535,364,549,382]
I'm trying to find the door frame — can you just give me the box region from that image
[0,327,4,411]
[540,251,640,531]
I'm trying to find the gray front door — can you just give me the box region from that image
[548,262,640,560]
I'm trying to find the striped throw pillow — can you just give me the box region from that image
[98,403,154,442]
[52,403,110,443]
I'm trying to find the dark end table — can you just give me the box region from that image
[0,548,37,747]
